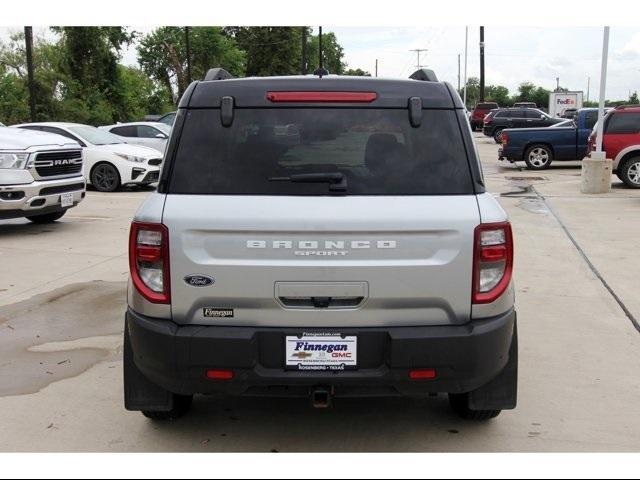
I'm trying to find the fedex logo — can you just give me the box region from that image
[557,98,576,105]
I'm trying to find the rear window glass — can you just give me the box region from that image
[476,103,498,110]
[168,109,474,196]
[606,113,640,134]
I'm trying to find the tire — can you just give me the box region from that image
[493,129,504,144]
[91,162,121,192]
[26,210,67,224]
[524,144,553,170]
[449,393,502,420]
[142,395,193,421]
[618,156,640,189]
[123,325,193,421]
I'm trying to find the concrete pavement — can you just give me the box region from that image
[0,137,639,452]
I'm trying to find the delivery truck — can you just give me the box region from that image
[549,91,584,118]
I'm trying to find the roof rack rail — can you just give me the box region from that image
[409,69,439,82]
[204,68,234,81]
[614,104,640,110]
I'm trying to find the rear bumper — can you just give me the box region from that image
[126,308,517,398]
[0,176,85,220]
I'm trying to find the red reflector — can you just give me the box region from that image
[206,369,234,381]
[266,91,377,103]
[409,369,437,381]
[137,245,162,262]
[480,245,507,261]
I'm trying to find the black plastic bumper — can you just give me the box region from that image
[126,308,516,398]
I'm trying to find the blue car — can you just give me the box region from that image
[499,108,601,170]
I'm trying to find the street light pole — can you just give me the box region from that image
[581,26,612,194]
[184,27,192,84]
[479,26,485,102]
[463,26,468,108]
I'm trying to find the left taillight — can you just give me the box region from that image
[472,222,513,304]
[129,222,170,304]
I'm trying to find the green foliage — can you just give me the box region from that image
[344,68,371,77]
[138,27,245,102]
[225,27,302,77]
[306,31,346,75]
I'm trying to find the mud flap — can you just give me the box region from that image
[468,321,518,411]
[123,322,174,412]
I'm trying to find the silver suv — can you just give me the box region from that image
[124,68,517,421]
[0,126,85,223]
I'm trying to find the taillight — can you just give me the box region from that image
[472,222,513,304]
[501,131,509,146]
[266,91,377,103]
[129,222,170,304]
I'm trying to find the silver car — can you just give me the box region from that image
[124,68,518,421]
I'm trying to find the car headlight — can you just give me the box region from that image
[115,153,147,163]
[0,152,30,169]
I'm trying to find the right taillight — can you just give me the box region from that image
[129,222,170,304]
[501,131,509,146]
[473,222,513,304]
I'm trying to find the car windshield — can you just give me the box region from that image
[169,108,474,196]
[155,124,171,135]
[68,125,124,145]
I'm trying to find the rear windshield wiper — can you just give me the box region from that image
[269,172,347,192]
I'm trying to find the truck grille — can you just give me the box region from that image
[34,150,83,177]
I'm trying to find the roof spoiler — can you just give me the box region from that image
[409,69,439,82]
[204,68,234,81]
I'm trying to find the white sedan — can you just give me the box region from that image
[13,122,163,192]
[99,122,170,153]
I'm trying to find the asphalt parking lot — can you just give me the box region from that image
[1,134,639,452]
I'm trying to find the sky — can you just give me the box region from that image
[2,26,639,101]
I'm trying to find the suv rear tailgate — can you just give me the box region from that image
[164,195,479,328]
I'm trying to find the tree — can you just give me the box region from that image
[486,85,511,107]
[344,68,371,77]
[306,31,346,74]
[224,27,302,77]
[138,27,245,104]
[629,91,639,105]
[459,77,480,108]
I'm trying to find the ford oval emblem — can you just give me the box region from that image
[184,275,215,287]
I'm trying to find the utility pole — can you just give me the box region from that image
[410,48,428,69]
[301,27,308,74]
[587,76,590,102]
[184,27,192,84]
[375,59,378,78]
[24,26,36,122]
[318,26,324,72]
[479,26,485,102]
[457,54,461,91]
[463,26,469,107]
[556,77,560,92]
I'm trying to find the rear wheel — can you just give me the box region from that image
[493,129,504,144]
[142,395,193,421]
[449,393,501,420]
[524,144,553,170]
[26,210,66,224]
[618,157,640,188]
[91,163,121,192]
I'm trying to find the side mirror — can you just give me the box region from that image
[155,133,168,139]
[541,115,547,120]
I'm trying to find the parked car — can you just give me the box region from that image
[513,102,537,108]
[13,123,163,192]
[483,107,564,143]
[100,122,170,153]
[499,108,600,169]
[0,125,85,223]
[157,111,176,127]
[124,68,518,422]
[589,105,640,188]
[470,102,499,131]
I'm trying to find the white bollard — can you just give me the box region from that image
[581,152,612,194]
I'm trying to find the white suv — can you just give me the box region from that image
[14,123,163,192]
